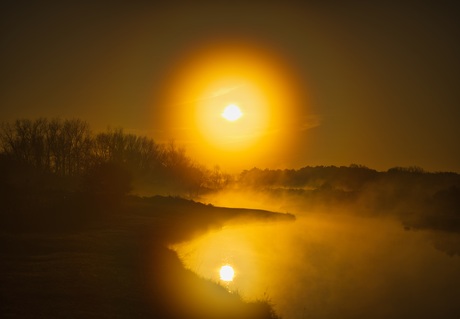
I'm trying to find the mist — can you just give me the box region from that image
[173,209,460,319]
[172,171,460,318]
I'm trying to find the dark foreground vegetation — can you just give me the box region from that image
[1,194,291,319]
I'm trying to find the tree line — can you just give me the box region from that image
[235,165,460,233]
[237,165,459,192]
[0,118,230,196]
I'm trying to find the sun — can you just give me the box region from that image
[221,104,243,122]
[219,265,235,281]
[159,39,306,166]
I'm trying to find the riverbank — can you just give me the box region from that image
[1,195,293,318]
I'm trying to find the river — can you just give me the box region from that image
[172,206,460,319]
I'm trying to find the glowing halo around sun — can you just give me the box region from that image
[219,265,235,282]
[222,104,243,121]
[158,38,307,168]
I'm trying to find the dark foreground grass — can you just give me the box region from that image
[1,196,292,318]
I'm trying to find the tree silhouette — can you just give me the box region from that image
[0,118,227,197]
[0,118,92,176]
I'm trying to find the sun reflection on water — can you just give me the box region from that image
[171,213,460,319]
[219,265,235,282]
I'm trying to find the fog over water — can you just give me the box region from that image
[173,191,460,319]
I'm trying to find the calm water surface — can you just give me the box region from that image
[173,212,460,319]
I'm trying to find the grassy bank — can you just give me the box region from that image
[1,196,293,318]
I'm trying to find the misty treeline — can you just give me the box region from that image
[0,118,230,194]
[234,165,460,233]
[0,118,231,231]
[2,118,459,235]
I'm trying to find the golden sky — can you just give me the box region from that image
[1,1,459,172]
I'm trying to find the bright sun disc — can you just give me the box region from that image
[221,104,243,121]
[219,265,235,281]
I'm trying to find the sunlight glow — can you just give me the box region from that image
[158,38,307,169]
[219,265,235,281]
[222,104,243,121]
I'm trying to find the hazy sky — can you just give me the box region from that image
[2,1,459,172]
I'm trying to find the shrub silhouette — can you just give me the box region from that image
[81,162,132,201]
